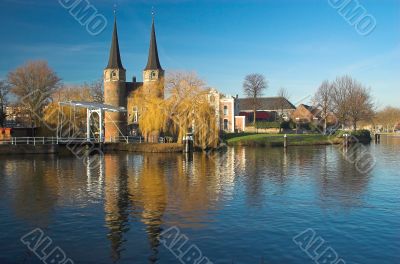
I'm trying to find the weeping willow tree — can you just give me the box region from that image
[131,80,168,142]
[191,96,219,149]
[165,72,219,149]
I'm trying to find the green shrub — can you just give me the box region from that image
[309,122,322,132]
[352,130,372,139]
[335,129,371,139]
[221,132,256,140]
[281,121,296,130]
[255,122,280,129]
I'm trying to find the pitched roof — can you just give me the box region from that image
[297,104,323,117]
[238,97,296,111]
[310,107,322,117]
[144,19,163,71]
[300,104,312,111]
[106,17,124,70]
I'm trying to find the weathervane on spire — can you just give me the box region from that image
[152,6,155,20]
[113,0,117,16]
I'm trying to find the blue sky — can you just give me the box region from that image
[0,0,399,108]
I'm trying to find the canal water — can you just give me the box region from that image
[0,136,399,264]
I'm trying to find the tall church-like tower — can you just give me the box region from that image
[104,16,127,141]
[142,16,165,98]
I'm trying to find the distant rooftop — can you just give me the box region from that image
[238,97,296,111]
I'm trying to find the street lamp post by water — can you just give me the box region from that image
[343,133,349,151]
[183,133,194,153]
[284,134,288,148]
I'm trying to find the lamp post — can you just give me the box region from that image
[296,118,300,134]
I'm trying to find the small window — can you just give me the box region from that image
[223,119,229,130]
[224,106,228,116]
[133,106,138,123]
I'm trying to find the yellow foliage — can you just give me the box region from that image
[43,85,99,137]
[131,72,220,148]
[165,72,220,149]
[131,81,167,142]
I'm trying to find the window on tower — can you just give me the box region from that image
[133,106,138,124]
[224,106,228,116]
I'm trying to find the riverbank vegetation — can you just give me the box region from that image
[225,130,372,147]
[226,133,341,147]
[374,106,400,133]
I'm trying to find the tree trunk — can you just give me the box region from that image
[324,118,327,135]
[253,109,256,127]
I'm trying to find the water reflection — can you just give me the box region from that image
[1,138,397,263]
[129,154,167,263]
[8,157,60,227]
[104,155,130,262]
[317,146,371,209]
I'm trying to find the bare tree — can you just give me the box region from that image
[0,80,10,127]
[330,75,374,131]
[313,80,333,134]
[347,83,374,131]
[276,87,290,133]
[330,76,351,128]
[243,74,268,126]
[375,106,400,132]
[8,61,61,127]
[88,79,104,103]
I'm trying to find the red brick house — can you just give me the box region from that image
[291,104,337,125]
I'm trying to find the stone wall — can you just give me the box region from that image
[0,145,58,155]
[104,143,184,153]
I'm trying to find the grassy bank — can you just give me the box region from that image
[226,134,342,147]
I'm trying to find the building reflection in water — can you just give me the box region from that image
[86,154,104,199]
[0,140,381,262]
[102,151,237,262]
[128,154,167,263]
[103,155,130,262]
[5,156,60,227]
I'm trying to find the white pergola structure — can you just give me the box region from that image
[58,101,127,143]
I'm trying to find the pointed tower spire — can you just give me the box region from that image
[106,15,124,69]
[144,14,163,71]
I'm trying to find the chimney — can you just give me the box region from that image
[132,76,137,83]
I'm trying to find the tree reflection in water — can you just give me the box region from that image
[1,139,392,263]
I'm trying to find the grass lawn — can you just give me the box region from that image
[226,133,341,147]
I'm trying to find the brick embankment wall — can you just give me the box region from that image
[103,143,184,153]
[0,143,184,155]
[0,145,58,155]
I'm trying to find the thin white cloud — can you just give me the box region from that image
[338,46,400,74]
[12,42,107,54]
